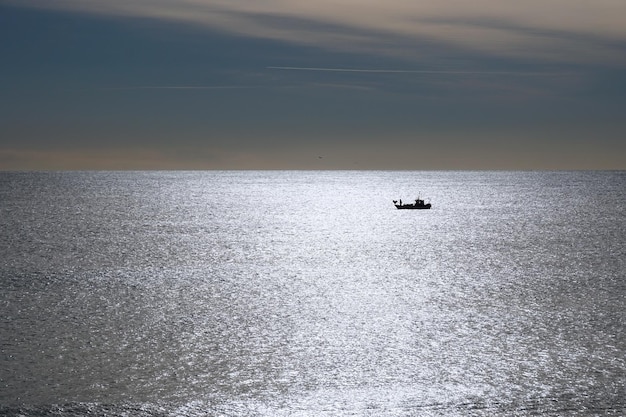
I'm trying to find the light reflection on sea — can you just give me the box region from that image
[1,171,625,416]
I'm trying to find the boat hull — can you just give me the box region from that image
[395,204,431,210]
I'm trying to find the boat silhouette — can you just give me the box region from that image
[393,197,431,210]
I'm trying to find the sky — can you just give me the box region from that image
[1,0,625,170]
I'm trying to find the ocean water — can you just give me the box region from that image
[0,170,624,416]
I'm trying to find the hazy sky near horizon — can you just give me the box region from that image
[1,0,625,169]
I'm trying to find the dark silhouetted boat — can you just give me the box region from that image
[393,197,431,210]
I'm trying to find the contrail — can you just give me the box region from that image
[267,66,572,76]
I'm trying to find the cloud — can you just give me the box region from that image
[0,146,232,170]
[267,66,573,76]
[95,85,263,91]
[8,0,626,66]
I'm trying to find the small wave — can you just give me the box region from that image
[0,403,169,417]
[2,396,625,417]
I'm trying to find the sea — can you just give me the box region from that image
[1,170,624,416]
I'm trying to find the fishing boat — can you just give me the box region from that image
[393,197,431,210]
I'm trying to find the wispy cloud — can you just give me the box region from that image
[8,0,626,66]
[267,66,574,76]
[98,85,262,90]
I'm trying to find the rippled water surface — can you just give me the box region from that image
[1,171,625,416]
